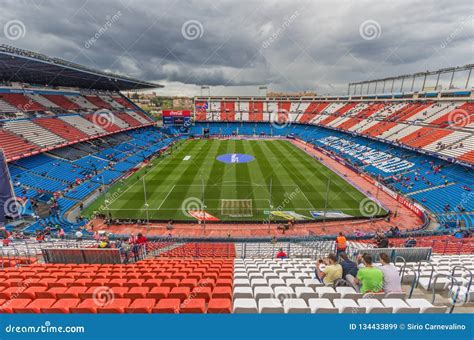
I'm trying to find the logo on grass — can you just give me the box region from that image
[216,153,255,164]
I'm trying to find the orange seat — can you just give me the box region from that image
[147,287,170,300]
[191,286,212,302]
[212,287,232,299]
[124,287,149,299]
[96,298,131,313]
[37,287,68,299]
[58,286,88,299]
[70,299,99,313]
[14,298,56,313]
[180,298,206,313]
[41,299,81,313]
[125,298,156,313]
[152,299,180,313]
[0,299,32,313]
[179,279,198,289]
[142,279,162,288]
[17,286,48,299]
[207,298,232,313]
[168,287,190,301]
[161,279,180,288]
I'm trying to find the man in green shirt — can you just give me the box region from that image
[354,253,384,294]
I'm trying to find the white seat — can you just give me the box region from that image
[233,287,253,299]
[358,299,392,313]
[382,299,420,313]
[258,298,284,313]
[268,278,286,289]
[295,287,318,301]
[274,286,296,300]
[234,279,251,288]
[384,292,406,299]
[405,299,447,314]
[253,286,274,300]
[335,287,363,299]
[286,278,305,289]
[233,299,258,313]
[250,278,268,288]
[263,273,279,281]
[308,298,338,314]
[418,277,450,291]
[315,286,341,300]
[333,299,366,313]
[283,298,311,314]
[303,278,324,289]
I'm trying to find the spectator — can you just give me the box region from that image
[58,228,65,240]
[378,253,402,293]
[404,237,417,247]
[316,253,342,285]
[276,248,288,259]
[335,232,347,258]
[354,253,384,294]
[376,234,389,248]
[75,230,83,242]
[136,233,148,245]
[339,252,359,290]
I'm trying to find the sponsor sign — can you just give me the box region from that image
[188,210,220,221]
[310,210,353,218]
[264,211,312,220]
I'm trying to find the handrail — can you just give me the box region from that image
[415,260,435,289]
[431,273,460,313]
[451,265,472,304]
[406,266,419,298]
[395,256,407,281]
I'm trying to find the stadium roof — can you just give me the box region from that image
[0,45,162,91]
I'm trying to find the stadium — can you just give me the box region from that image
[0,1,473,336]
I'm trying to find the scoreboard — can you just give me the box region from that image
[162,110,192,126]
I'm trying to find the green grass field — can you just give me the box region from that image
[83,139,384,222]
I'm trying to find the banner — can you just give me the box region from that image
[188,210,220,221]
[162,110,191,117]
[265,211,312,220]
[0,149,17,224]
[310,210,353,218]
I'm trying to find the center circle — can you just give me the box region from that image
[216,153,255,164]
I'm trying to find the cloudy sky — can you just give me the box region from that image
[1,0,473,96]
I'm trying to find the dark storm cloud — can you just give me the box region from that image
[1,0,473,95]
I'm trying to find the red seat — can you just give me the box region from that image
[41,299,81,313]
[70,299,99,313]
[142,279,162,288]
[180,298,206,313]
[161,279,180,288]
[168,287,190,301]
[37,287,68,299]
[152,299,181,313]
[14,299,56,313]
[96,298,131,314]
[57,286,88,299]
[212,287,232,299]
[0,299,32,313]
[125,298,156,313]
[147,287,170,300]
[207,298,232,313]
[215,279,233,288]
[191,286,212,302]
[179,278,198,289]
[124,287,149,299]
[17,286,48,299]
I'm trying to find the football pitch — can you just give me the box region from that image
[83,139,385,222]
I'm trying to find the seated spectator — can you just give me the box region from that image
[378,253,402,293]
[136,233,148,244]
[316,253,342,285]
[276,248,287,259]
[354,253,384,294]
[376,234,389,248]
[339,252,359,290]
